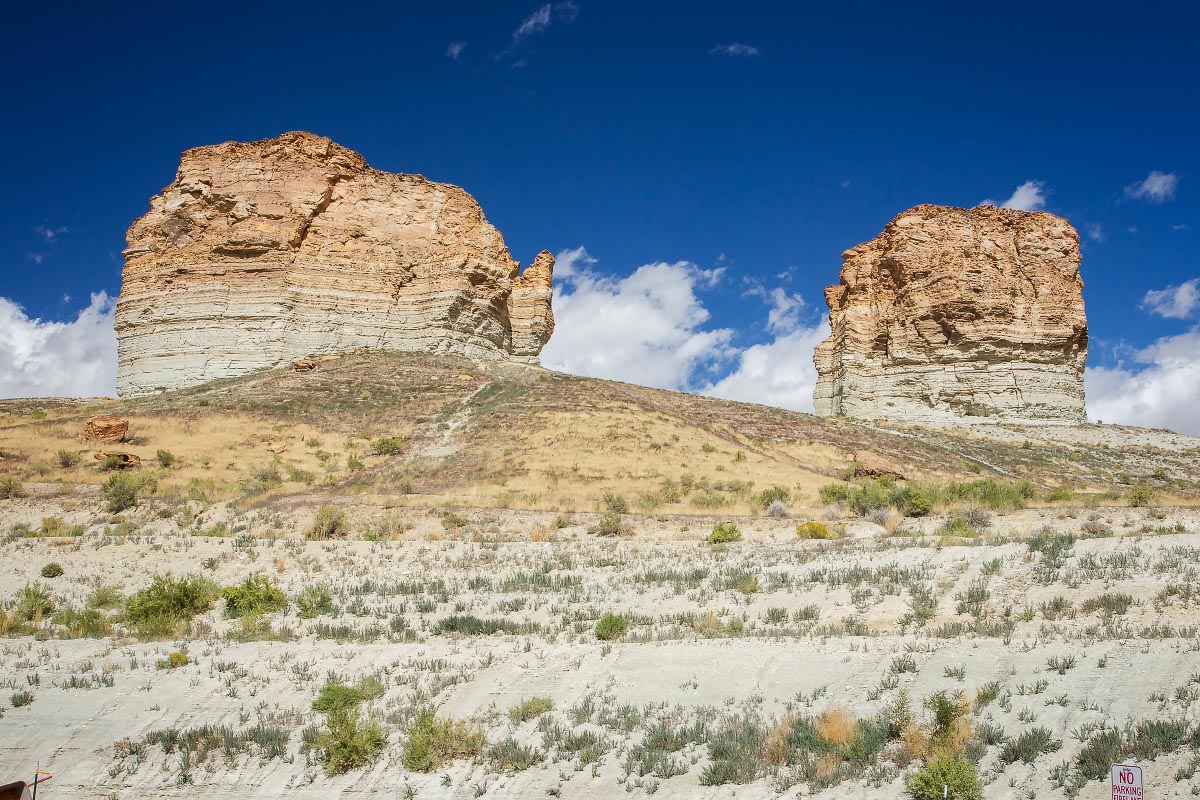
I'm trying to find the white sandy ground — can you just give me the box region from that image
[1,500,1199,799]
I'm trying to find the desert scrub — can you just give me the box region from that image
[402,707,485,772]
[595,612,629,641]
[707,521,742,544]
[222,574,287,618]
[756,485,790,509]
[588,511,629,537]
[312,681,386,774]
[796,521,839,540]
[55,449,81,467]
[16,582,55,621]
[307,505,347,539]
[0,475,26,499]
[906,753,982,800]
[435,615,525,636]
[371,435,407,455]
[124,573,218,638]
[155,449,176,468]
[155,651,190,669]
[1127,484,1159,507]
[509,697,554,723]
[999,726,1061,764]
[40,562,64,578]
[295,585,335,618]
[101,472,157,512]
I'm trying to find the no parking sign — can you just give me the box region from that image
[1111,763,1143,799]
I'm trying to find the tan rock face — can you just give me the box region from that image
[83,415,129,443]
[116,131,554,397]
[813,204,1087,424]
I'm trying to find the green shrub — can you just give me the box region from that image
[509,697,554,723]
[906,754,982,800]
[314,682,365,715]
[39,516,83,537]
[595,612,629,641]
[52,606,112,638]
[156,651,190,670]
[371,436,407,455]
[0,475,26,499]
[707,522,742,544]
[756,485,790,509]
[17,582,55,621]
[436,614,523,635]
[55,450,81,468]
[102,472,156,512]
[588,511,628,537]
[602,492,629,513]
[999,726,1062,764]
[155,449,176,468]
[487,736,544,772]
[796,521,839,540]
[98,454,127,471]
[40,562,64,578]
[124,573,218,638]
[10,690,34,708]
[346,455,365,472]
[307,505,347,539]
[295,585,335,618]
[314,694,386,774]
[1128,484,1159,508]
[401,707,485,772]
[221,574,287,618]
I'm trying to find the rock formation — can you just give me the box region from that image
[116,132,555,397]
[813,204,1087,424]
[83,415,129,443]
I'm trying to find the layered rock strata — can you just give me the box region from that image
[813,204,1087,424]
[116,132,554,397]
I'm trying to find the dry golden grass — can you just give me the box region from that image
[900,721,927,760]
[763,715,795,767]
[816,707,857,749]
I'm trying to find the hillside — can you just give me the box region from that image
[2,353,1200,799]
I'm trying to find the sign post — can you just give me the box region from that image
[1111,763,1143,799]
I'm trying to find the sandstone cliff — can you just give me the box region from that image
[813,204,1087,424]
[116,132,554,397]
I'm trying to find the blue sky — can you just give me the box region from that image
[1,2,1197,430]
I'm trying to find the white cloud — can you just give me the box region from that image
[702,321,829,412]
[710,43,760,57]
[554,1,580,23]
[1085,223,1105,243]
[513,4,552,39]
[0,292,117,398]
[34,224,68,242]
[986,180,1047,211]
[540,249,735,391]
[542,248,829,413]
[1141,279,1200,319]
[1086,327,1200,434]
[1125,170,1178,203]
[445,41,466,59]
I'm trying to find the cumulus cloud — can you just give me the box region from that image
[0,292,117,398]
[445,41,466,59]
[542,248,829,412]
[1141,279,1200,320]
[1125,170,1178,203]
[1086,327,1200,434]
[979,180,1047,211]
[701,321,829,412]
[710,43,760,57]
[540,249,735,391]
